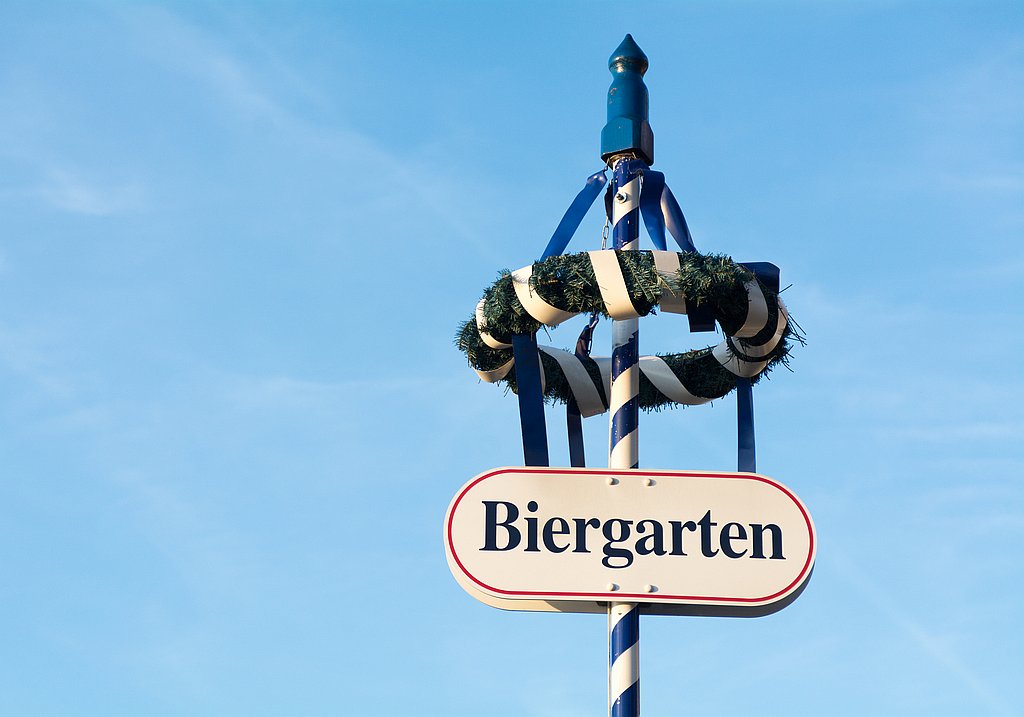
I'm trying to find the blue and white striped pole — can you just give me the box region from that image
[609,600,640,717]
[601,34,652,717]
[608,158,642,472]
[607,156,642,717]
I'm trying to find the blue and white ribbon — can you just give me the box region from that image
[471,252,787,416]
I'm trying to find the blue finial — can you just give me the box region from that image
[601,34,654,166]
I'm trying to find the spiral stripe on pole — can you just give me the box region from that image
[609,602,640,717]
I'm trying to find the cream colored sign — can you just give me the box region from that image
[444,467,815,616]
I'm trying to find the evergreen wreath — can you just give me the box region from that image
[456,250,799,412]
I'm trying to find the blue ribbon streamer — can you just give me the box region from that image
[540,170,608,260]
[661,182,697,254]
[639,170,697,254]
[516,170,608,467]
[511,333,549,467]
[736,377,755,472]
[638,170,668,251]
[642,170,713,332]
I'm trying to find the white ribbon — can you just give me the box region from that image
[714,301,788,378]
[475,299,512,350]
[734,280,769,338]
[538,346,606,417]
[476,355,546,391]
[638,356,710,406]
[651,250,687,314]
[474,357,514,383]
[511,267,576,327]
[588,251,639,320]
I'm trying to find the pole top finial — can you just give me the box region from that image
[609,34,648,74]
[601,34,654,166]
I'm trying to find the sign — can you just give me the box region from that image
[444,467,815,616]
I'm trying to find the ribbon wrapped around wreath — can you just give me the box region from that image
[456,250,797,415]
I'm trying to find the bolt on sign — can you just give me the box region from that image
[444,467,816,616]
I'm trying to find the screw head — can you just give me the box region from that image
[615,191,628,203]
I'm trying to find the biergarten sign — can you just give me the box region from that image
[445,467,815,616]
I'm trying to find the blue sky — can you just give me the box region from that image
[0,2,1022,716]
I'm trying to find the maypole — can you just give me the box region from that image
[602,34,651,717]
[446,32,816,717]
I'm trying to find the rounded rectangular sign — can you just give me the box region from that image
[444,467,815,616]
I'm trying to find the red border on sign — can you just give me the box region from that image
[445,467,815,605]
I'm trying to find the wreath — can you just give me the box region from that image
[456,250,798,415]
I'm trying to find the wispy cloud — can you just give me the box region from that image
[116,5,296,128]
[832,550,1015,716]
[36,167,144,216]
[220,373,463,412]
[0,324,80,397]
[877,420,1024,443]
[110,4,507,261]
[108,466,268,600]
[879,40,1024,203]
